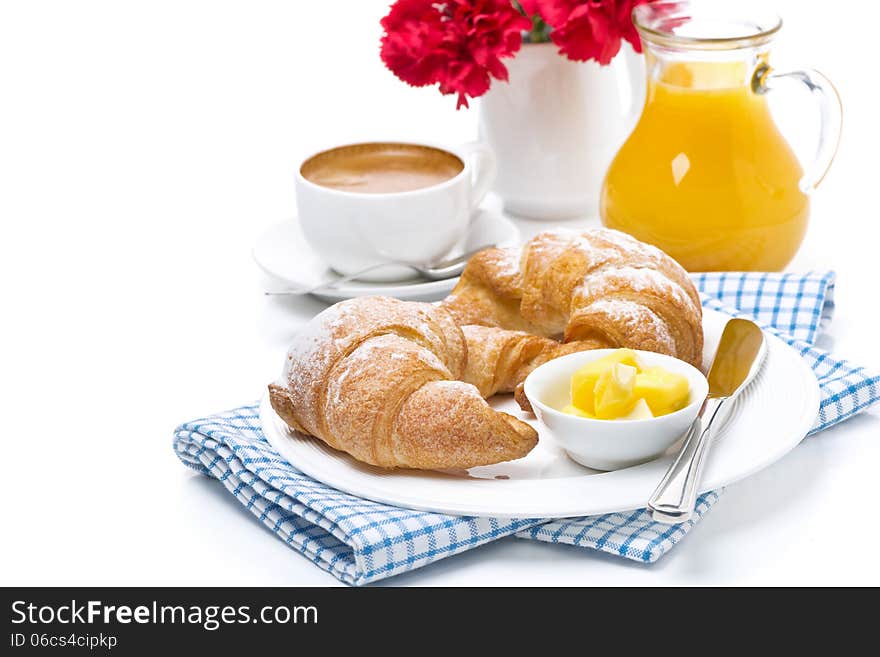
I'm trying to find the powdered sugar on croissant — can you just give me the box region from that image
[269,230,705,471]
[442,228,703,368]
[269,296,537,470]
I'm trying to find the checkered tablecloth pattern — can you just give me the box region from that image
[174,270,879,584]
[693,271,835,345]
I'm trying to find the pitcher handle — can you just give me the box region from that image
[753,65,842,194]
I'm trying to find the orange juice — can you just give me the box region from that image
[601,61,808,272]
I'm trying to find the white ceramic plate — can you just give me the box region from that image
[260,309,820,518]
[252,208,520,303]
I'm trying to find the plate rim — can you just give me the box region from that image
[260,309,821,518]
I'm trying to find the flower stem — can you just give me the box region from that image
[512,1,551,43]
[525,15,551,43]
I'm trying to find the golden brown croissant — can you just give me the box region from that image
[442,228,704,368]
[460,325,600,392]
[270,230,705,470]
[268,296,538,470]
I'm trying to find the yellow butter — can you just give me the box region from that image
[564,349,690,420]
[620,398,654,420]
[562,404,594,418]
[634,366,691,416]
[570,349,640,414]
[594,363,638,419]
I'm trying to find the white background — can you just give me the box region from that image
[2,0,878,586]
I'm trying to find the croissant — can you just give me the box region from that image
[442,228,704,369]
[460,324,602,410]
[268,296,538,470]
[270,230,705,471]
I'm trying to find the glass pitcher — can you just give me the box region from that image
[600,1,841,272]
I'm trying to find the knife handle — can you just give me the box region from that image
[647,397,727,524]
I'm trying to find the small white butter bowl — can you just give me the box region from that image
[523,349,709,471]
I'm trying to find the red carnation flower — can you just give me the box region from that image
[516,0,544,15]
[533,0,652,64]
[380,0,532,109]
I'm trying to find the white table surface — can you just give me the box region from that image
[2,0,878,586]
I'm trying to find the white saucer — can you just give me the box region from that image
[252,208,521,303]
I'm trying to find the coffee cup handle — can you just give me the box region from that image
[460,141,497,212]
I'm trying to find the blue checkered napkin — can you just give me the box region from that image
[173,270,879,583]
[517,270,880,562]
[693,271,836,345]
[174,411,539,586]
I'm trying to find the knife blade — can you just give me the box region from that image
[647,318,767,523]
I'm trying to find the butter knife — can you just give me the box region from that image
[647,318,767,524]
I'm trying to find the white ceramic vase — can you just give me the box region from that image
[478,42,645,221]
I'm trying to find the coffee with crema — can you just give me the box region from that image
[300,143,464,194]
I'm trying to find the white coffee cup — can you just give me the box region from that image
[295,141,496,282]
